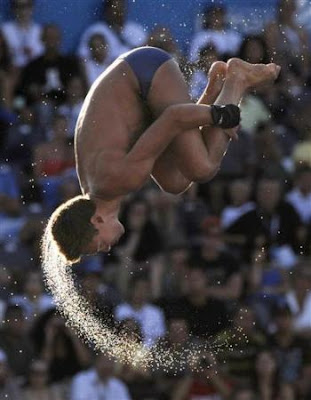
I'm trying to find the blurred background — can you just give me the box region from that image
[0,0,311,399]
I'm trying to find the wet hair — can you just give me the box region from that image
[43,195,97,263]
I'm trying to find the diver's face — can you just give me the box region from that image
[88,216,124,254]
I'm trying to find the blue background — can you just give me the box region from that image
[0,0,278,53]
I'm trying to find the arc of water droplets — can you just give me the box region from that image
[42,226,246,374]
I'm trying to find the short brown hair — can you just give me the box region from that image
[47,195,97,263]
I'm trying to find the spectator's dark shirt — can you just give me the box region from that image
[161,296,230,339]
[201,251,241,286]
[0,331,34,377]
[19,54,80,103]
[226,201,303,257]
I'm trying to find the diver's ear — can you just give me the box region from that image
[90,214,104,225]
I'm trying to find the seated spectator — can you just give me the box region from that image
[81,33,111,88]
[10,270,54,323]
[0,32,16,110]
[170,351,231,400]
[147,26,183,63]
[77,262,120,328]
[268,303,311,387]
[226,177,304,260]
[286,166,311,225]
[189,4,242,62]
[1,0,43,68]
[198,216,243,303]
[58,76,86,137]
[19,23,81,106]
[22,359,65,400]
[177,183,209,246]
[78,0,147,63]
[254,122,288,180]
[0,164,25,246]
[189,44,219,101]
[33,113,75,210]
[285,260,311,337]
[0,349,22,400]
[221,179,254,230]
[115,273,166,347]
[264,0,309,77]
[247,246,287,330]
[115,197,164,298]
[0,305,34,378]
[71,353,132,400]
[216,306,267,386]
[5,105,41,172]
[117,319,162,400]
[162,244,190,298]
[155,316,194,399]
[32,309,92,383]
[162,263,230,340]
[238,34,269,65]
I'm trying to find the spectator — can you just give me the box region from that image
[216,305,267,386]
[115,274,166,347]
[80,33,111,88]
[33,113,75,210]
[285,260,311,337]
[22,359,65,400]
[199,216,243,302]
[9,270,54,322]
[226,177,304,260]
[71,353,132,400]
[115,198,164,298]
[229,385,257,400]
[0,32,16,110]
[0,305,34,378]
[286,167,311,225]
[58,76,86,137]
[189,44,219,101]
[268,303,311,387]
[238,34,270,64]
[0,164,25,246]
[189,4,243,62]
[78,0,147,63]
[147,26,183,62]
[221,179,254,230]
[19,23,81,106]
[0,349,22,400]
[1,0,43,68]
[32,309,92,383]
[163,263,230,339]
[264,0,309,76]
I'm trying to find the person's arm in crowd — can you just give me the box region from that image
[207,272,243,300]
[256,352,276,400]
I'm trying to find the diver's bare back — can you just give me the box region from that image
[75,58,148,199]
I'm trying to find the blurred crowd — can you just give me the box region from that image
[0,0,311,399]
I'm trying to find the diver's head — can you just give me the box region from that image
[45,195,124,263]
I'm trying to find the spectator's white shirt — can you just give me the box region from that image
[221,202,255,229]
[115,303,166,347]
[189,29,242,62]
[71,369,131,400]
[286,188,311,224]
[286,291,311,331]
[78,21,147,63]
[1,21,43,67]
